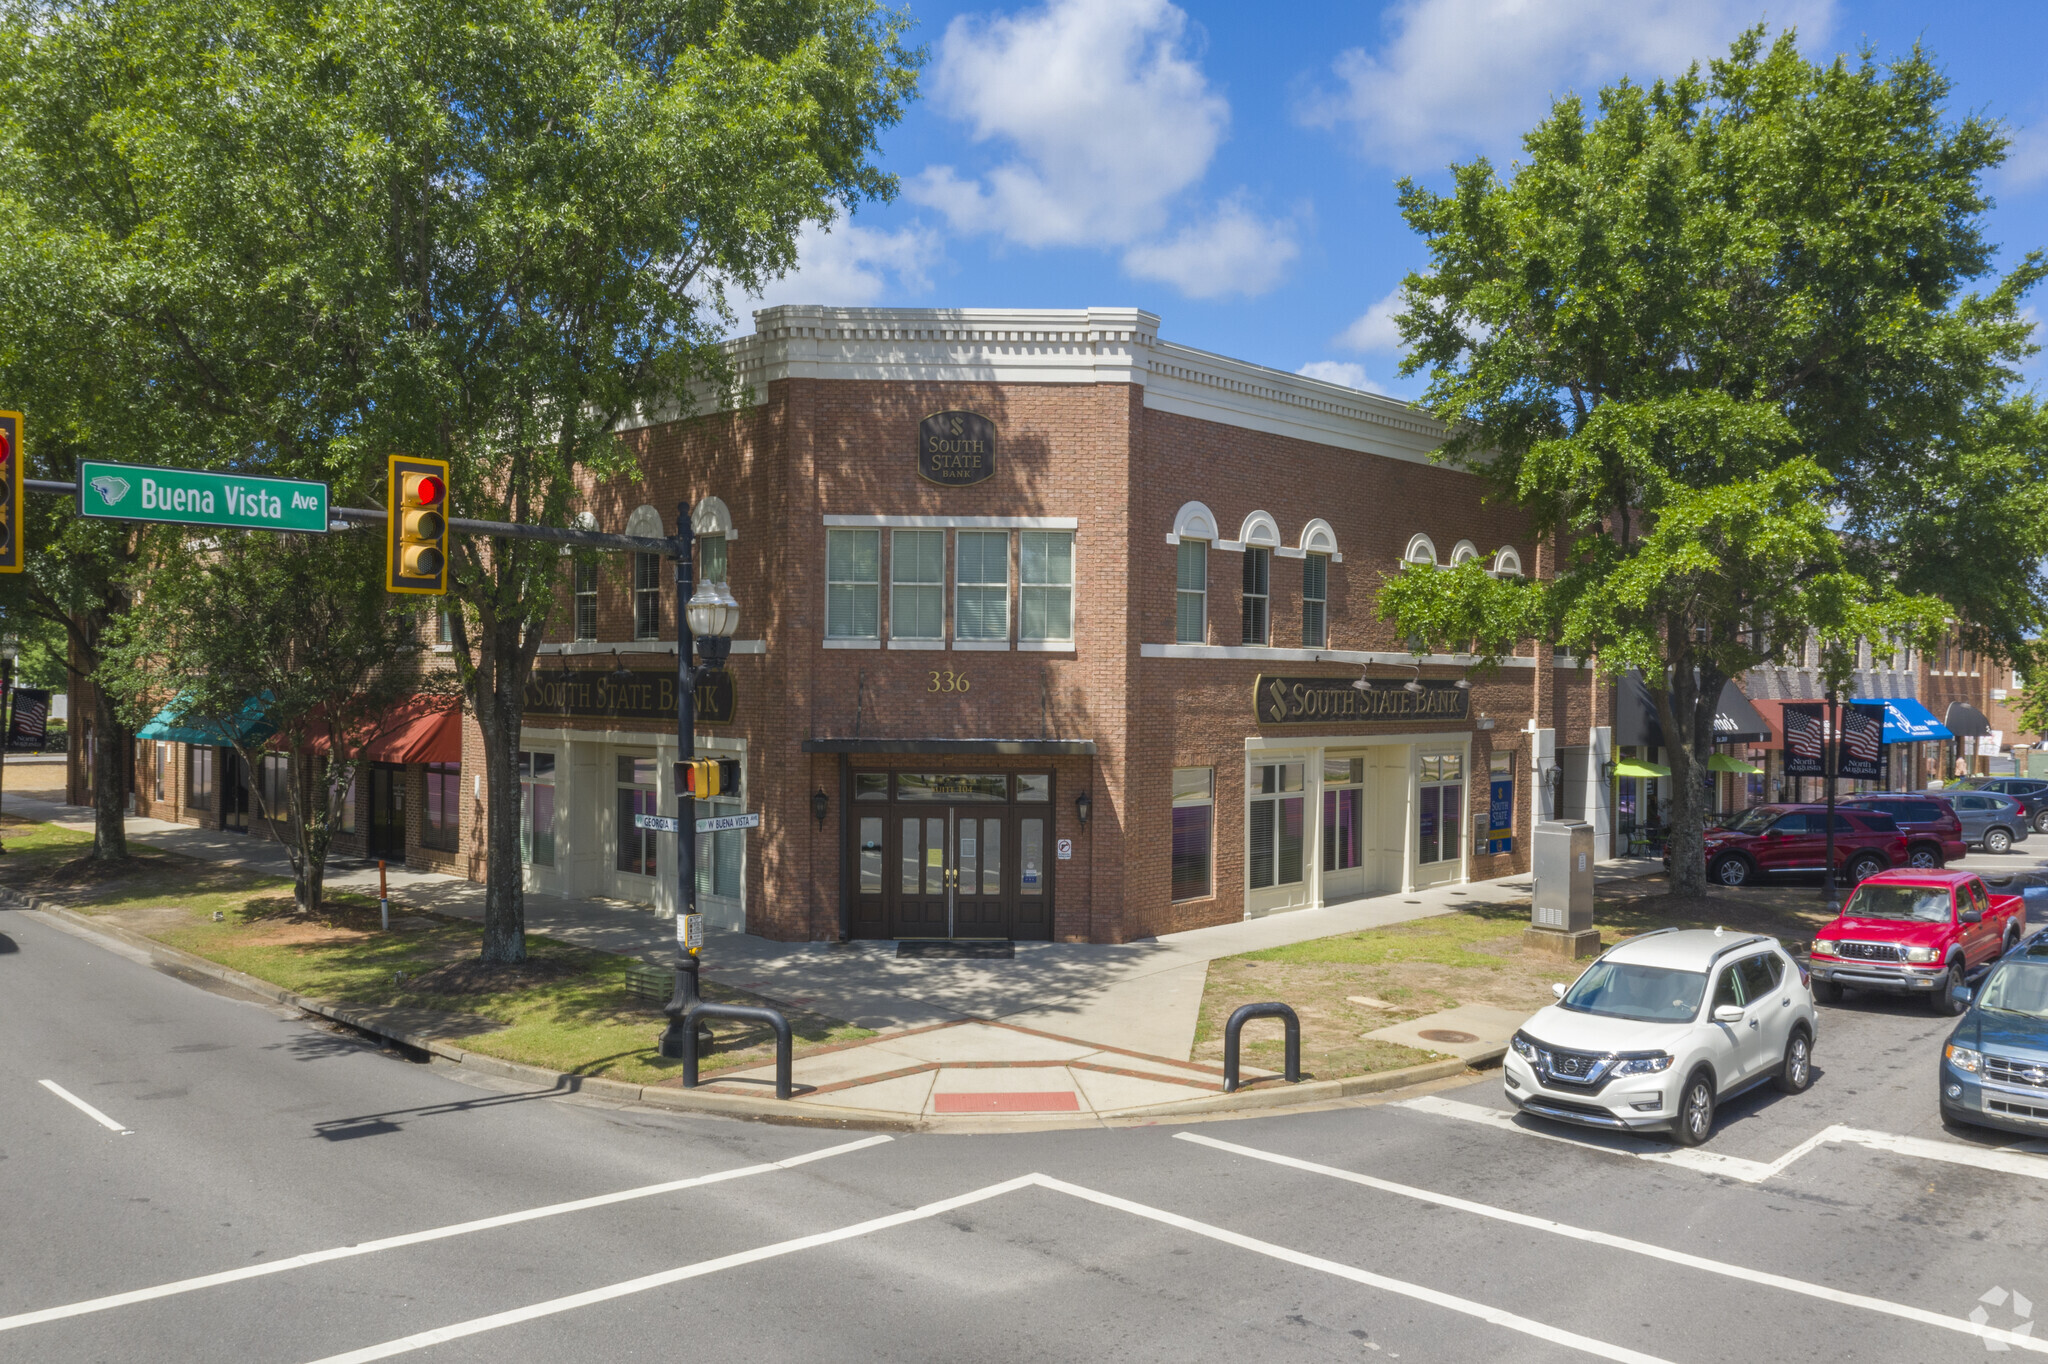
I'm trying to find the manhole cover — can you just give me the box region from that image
[1418,1029,1479,1044]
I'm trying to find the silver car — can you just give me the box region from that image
[1951,790,2030,855]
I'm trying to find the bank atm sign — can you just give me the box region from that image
[78,459,329,533]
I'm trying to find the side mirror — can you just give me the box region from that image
[1961,908,1983,924]
[1956,987,1975,1006]
[1712,1004,1745,1024]
[1551,982,1567,999]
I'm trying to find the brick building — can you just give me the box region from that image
[89,306,1616,942]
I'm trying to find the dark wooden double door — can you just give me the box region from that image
[853,804,1051,940]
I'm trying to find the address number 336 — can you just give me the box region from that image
[927,669,971,693]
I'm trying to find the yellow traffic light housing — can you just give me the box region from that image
[0,411,22,573]
[386,455,450,594]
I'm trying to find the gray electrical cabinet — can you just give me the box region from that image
[1529,820,1596,950]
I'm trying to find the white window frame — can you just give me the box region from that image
[1176,539,1207,644]
[826,528,881,644]
[1241,545,1271,646]
[954,529,1011,649]
[573,560,598,641]
[1019,529,1074,645]
[519,750,556,867]
[633,552,663,640]
[1301,553,1327,648]
[889,528,945,646]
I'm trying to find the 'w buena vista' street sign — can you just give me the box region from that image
[78,460,329,533]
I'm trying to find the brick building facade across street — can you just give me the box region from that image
[80,306,1620,943]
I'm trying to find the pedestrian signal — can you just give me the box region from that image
[679,759,740,798]
[0,411,22,573]
[386,455,450,594]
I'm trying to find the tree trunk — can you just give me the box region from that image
[1653,647,1728,901]
[470,617,530,964]
[89,685,129,862]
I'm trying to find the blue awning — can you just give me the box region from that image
[1850,696,1953,744]
[136,692,277,747]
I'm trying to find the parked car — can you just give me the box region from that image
[1838,792,1967,868]
[1808,870,2026,1012]
[1939,929,2048,1137]
[1680,803,1906,888]
[1506,928,1816,1146]
[1948,789,2031,854]
[1959,777,2048,834]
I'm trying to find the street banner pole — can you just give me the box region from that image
[659,506,700,1060]
[1824,688,1840,914]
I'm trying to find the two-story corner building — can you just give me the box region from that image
[102,305,1618,942]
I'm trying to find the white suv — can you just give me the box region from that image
[1503,928,1818,1146]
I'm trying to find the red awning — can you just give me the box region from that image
[1745,699,1788,749]
[301,696,461,764]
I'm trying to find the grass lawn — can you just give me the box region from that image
[0,816,870,1083]
[1194,876,1837,1081]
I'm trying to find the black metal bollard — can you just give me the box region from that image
[680,1001,794,1099]
[1223,1002,1302,1094]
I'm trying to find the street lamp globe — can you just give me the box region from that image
[686,579,740,641]
[0,635,16,664]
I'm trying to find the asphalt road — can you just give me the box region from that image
[8,883,2048,1364]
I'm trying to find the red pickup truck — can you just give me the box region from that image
[1808,870,2027,1013]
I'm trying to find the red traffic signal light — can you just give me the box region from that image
[0,411,20,573]
[386,455,450,594]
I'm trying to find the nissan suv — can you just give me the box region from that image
[1506,928,1818,1146]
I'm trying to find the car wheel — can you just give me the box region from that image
[2005,927,2022,958]
[1818,979,1845,1004]
[1775,1028,1814,1095]
[1845,853,1884,883]
[1986,827,2013,855]
[2035,809,2048,835]
[1710,854,1753,887]
[1931,962,1966,1016]
[1907,845,1942,870]
[1672,1070,1717,1146]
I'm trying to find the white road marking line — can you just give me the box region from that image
[302,1173,1674,1364]
[1397,1094,2048,1183]
[38,1079,132,1135]
[1177,1131,2048,1355]
[0,1134,891,1334]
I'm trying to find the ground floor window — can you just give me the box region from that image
[153,744,166,802]
[1172,767,1213,902]
[696,789,742,901]
[520,751,556,866]
[616,755,658,875]
[186,744,215,812]
[1322,756,1364,872]
[423,762,461,851]
[1249,760,1306,890]
[339,771,358,835]
[1417,750,1463,865]
[257,754,290,819]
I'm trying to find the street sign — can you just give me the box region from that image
[633,813,682,833]
[78,459,329,533]
[695,812,760,833]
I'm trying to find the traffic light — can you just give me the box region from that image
[386,455,450,594]
[0,411,21,573]
[678,758,740,798]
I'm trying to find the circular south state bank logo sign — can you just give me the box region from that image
[917,411,996,487]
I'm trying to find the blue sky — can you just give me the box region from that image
[741,0,2048,397]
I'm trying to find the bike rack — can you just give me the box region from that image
[1222,1001,1302,1094]
[679,1001,794,1100]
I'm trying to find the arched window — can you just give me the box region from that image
[1403,534,1438,566]
[1450,540,1480,566]
[1491,546,1523,577]
[691,496,733,582]
[692,496,736,541]
[1237,510,1281,549]
[1167,501,1218,545]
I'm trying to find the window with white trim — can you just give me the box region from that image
[1248,761,1305,890]
[826,529,880,639]
[1417,750,1464,865]
[520,751,555,866]
[890,529,944,640]
[1302,553,1327,648]
[955,530,1010,642]
[1241,546,1270,646]
[1176,540,1207,643]
[633,552,663,640]
[573,560,597,641]
[1019,530,1073,642]
[699,534,728,585]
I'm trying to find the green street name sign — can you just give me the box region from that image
[78,460,329,533]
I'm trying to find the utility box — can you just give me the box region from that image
[1526,820,1599,960]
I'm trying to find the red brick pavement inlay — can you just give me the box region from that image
[932,1091,1082,1114]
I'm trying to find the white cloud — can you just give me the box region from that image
[1302,0,1836,171]
[743,218,942,314]
[2002,125,2048,194]
[1296,360,1377,392]
[1337,289,1405,352]
[909,0,1297,298]
[1122,196,1300,299]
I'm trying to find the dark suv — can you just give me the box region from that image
[1838,793,1967,868]
[1960,777,2048,835]
[1685,804,1908,887]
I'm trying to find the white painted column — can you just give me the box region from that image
[1530,723,1557,846]
[1588,724,1614,858]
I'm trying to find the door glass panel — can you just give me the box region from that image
[925,817,945,893]
[1418,786,1441,864]
[1020,819,1044,895]
[1324,787,1361,871]
[859,817,883,894]
[901,818,921,893]
[1277,795,1304,885]
[957,818,979,892]
[1250,800,1276,889]
[983,821,1002,894]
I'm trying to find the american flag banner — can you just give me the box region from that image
[1783,702,1826,777]
[1837,702,1885,781]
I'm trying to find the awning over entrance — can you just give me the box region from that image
[800,738,1097,755]
[1945,701,1992,739]
[1615,675,1773,747]
[1707,754,1764,774]
[136,692,276,747]
[304,695,462,764]
[1614,759,1671,778]
[1850,696,1954,744]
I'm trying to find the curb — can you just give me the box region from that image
[4,889,1496,1131]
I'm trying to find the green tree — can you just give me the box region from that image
[1378,29,2045,896]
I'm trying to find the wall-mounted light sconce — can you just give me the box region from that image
[1601,759,1617,781]
[1455,678,1471,691]
[1475,713,1496,731]
[811,790,829,826]
[609,648,632,684]
[1075,789,1093,827]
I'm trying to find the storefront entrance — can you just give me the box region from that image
[366,762,406,861]
[849,772,1053,940]
[221,750,250,834]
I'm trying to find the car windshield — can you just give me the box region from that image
[1560,961,1708,1023]
[1721,807,1780,834]
[1977,963,2048,1020]
[1841,883,1952,922]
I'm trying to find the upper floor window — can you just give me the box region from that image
[1241,546,1270,646]
[633,553,663,640]
[699,534,728,585]
[956,531,1010,642]
[573,560,597,641]
[826,529,880,639]
[1020,531,1074,642]
[890,530,944,640]
[1302,554,1327,648]
[1176,540,1207,643]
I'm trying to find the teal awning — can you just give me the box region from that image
[136,691,276,747]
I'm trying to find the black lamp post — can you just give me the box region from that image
[0,634,16,856]
[658,508,741,1061]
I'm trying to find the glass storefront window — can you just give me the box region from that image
[895,773,1007,802]
[615,756,657,876]
[1249,761,1305,890]
[424,762,461,852]
[1173,767,1213,901]
[1323,756,1363,872]
[1418,750,1463,865]
[520,751,555,867]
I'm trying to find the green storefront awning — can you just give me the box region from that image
[1614,760,1671,778]
[1708,754,1764,775]
[136,691,277,747]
